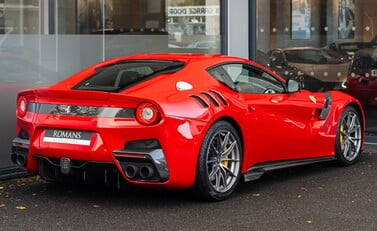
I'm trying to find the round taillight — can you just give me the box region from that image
[135,103,161,125]
[17,97,28,117]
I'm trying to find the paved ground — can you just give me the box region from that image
[1,145,377,231]
[364,106,377,133]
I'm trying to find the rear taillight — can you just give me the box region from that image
[17,97,28,117]
[135,103,161,125]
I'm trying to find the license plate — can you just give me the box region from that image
[43,129,92,146]
[372,69,377,77]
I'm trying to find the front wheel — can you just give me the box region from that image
[335,106,363,165]
[194,121,242,201]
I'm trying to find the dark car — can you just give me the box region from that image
[328,42,373,60]
[256,50,299,78]
[256,50,313,90]
[346,48,377,104]
[267,47,350,91]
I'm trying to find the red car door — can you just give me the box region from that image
[218,63,326,167]
[241,90,326,165]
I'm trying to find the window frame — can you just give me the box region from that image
[207,61,287,94]
[72,59,185,92]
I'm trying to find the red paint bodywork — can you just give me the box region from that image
[15,54,365,189]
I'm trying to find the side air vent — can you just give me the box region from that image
[200,92,220,106]
[190,91,229,108]
[189,95,209,108]
[209,90,228,106]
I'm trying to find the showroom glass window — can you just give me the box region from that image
[256,0,377,132]
[0,0,222,170]
[57,0,222,63]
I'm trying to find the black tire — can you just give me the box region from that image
[335,106,363,166]
[194,121,242,201]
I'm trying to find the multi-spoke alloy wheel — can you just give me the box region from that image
[195,121,242,201]
[336,106,363,165]
[206,129,240,193]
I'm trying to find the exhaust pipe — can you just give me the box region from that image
[17,154,27,167]
[12,153,27,168]
[11,153,18,165]
[140,166,154,179]
[125,165,139,179]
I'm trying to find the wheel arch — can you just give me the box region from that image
[212,116,244,152]
[346,102,366,139]
[333,100,365,151]
[193,115,244,200]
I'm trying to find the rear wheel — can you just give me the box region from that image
[195,121,242,201]
[335,106,362,165]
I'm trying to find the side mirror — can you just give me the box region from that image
[287,79,300,93]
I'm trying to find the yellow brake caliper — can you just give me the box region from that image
[222,147,229,167]
[340,123,345,145]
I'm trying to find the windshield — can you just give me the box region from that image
[351,55,377,74]
[285,49,347,64]
[321,49,349,64]
[285,50,326,64]
[73,60,185,92]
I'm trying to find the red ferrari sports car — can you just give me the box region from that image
[12,54,365,200]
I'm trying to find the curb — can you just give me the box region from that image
[366,135,377,145]
[0,167,31,181]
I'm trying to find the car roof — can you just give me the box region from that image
[125,53,224,62]
[279,47,322,51]
[97,53,256,69]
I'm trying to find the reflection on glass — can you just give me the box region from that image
[257,0,377,133]
[338,0,355,39]
[347,48,377,105]
[0,0,222,169]
[167,0,221,53]
[1,0,40,34]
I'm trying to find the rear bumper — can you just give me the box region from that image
[13,115,206,189]
[12,138,171,185]
[34,155,129,188]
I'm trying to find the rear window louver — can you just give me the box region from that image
[190,90,228,108]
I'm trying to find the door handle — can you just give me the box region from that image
[248,105,255,112]
[270,96,284,103]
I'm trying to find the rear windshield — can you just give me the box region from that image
[73,60,185,92]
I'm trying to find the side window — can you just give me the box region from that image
[225,64,285,94]
[259,71,285,93]
[207,66,236,89]
[208,63,285,94]
[222,64,243,81]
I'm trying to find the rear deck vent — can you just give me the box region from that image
[189,95,209,108]
[209,90,228,106]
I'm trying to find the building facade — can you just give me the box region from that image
[1,0,376,173]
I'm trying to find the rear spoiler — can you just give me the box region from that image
[17,88,159,109]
